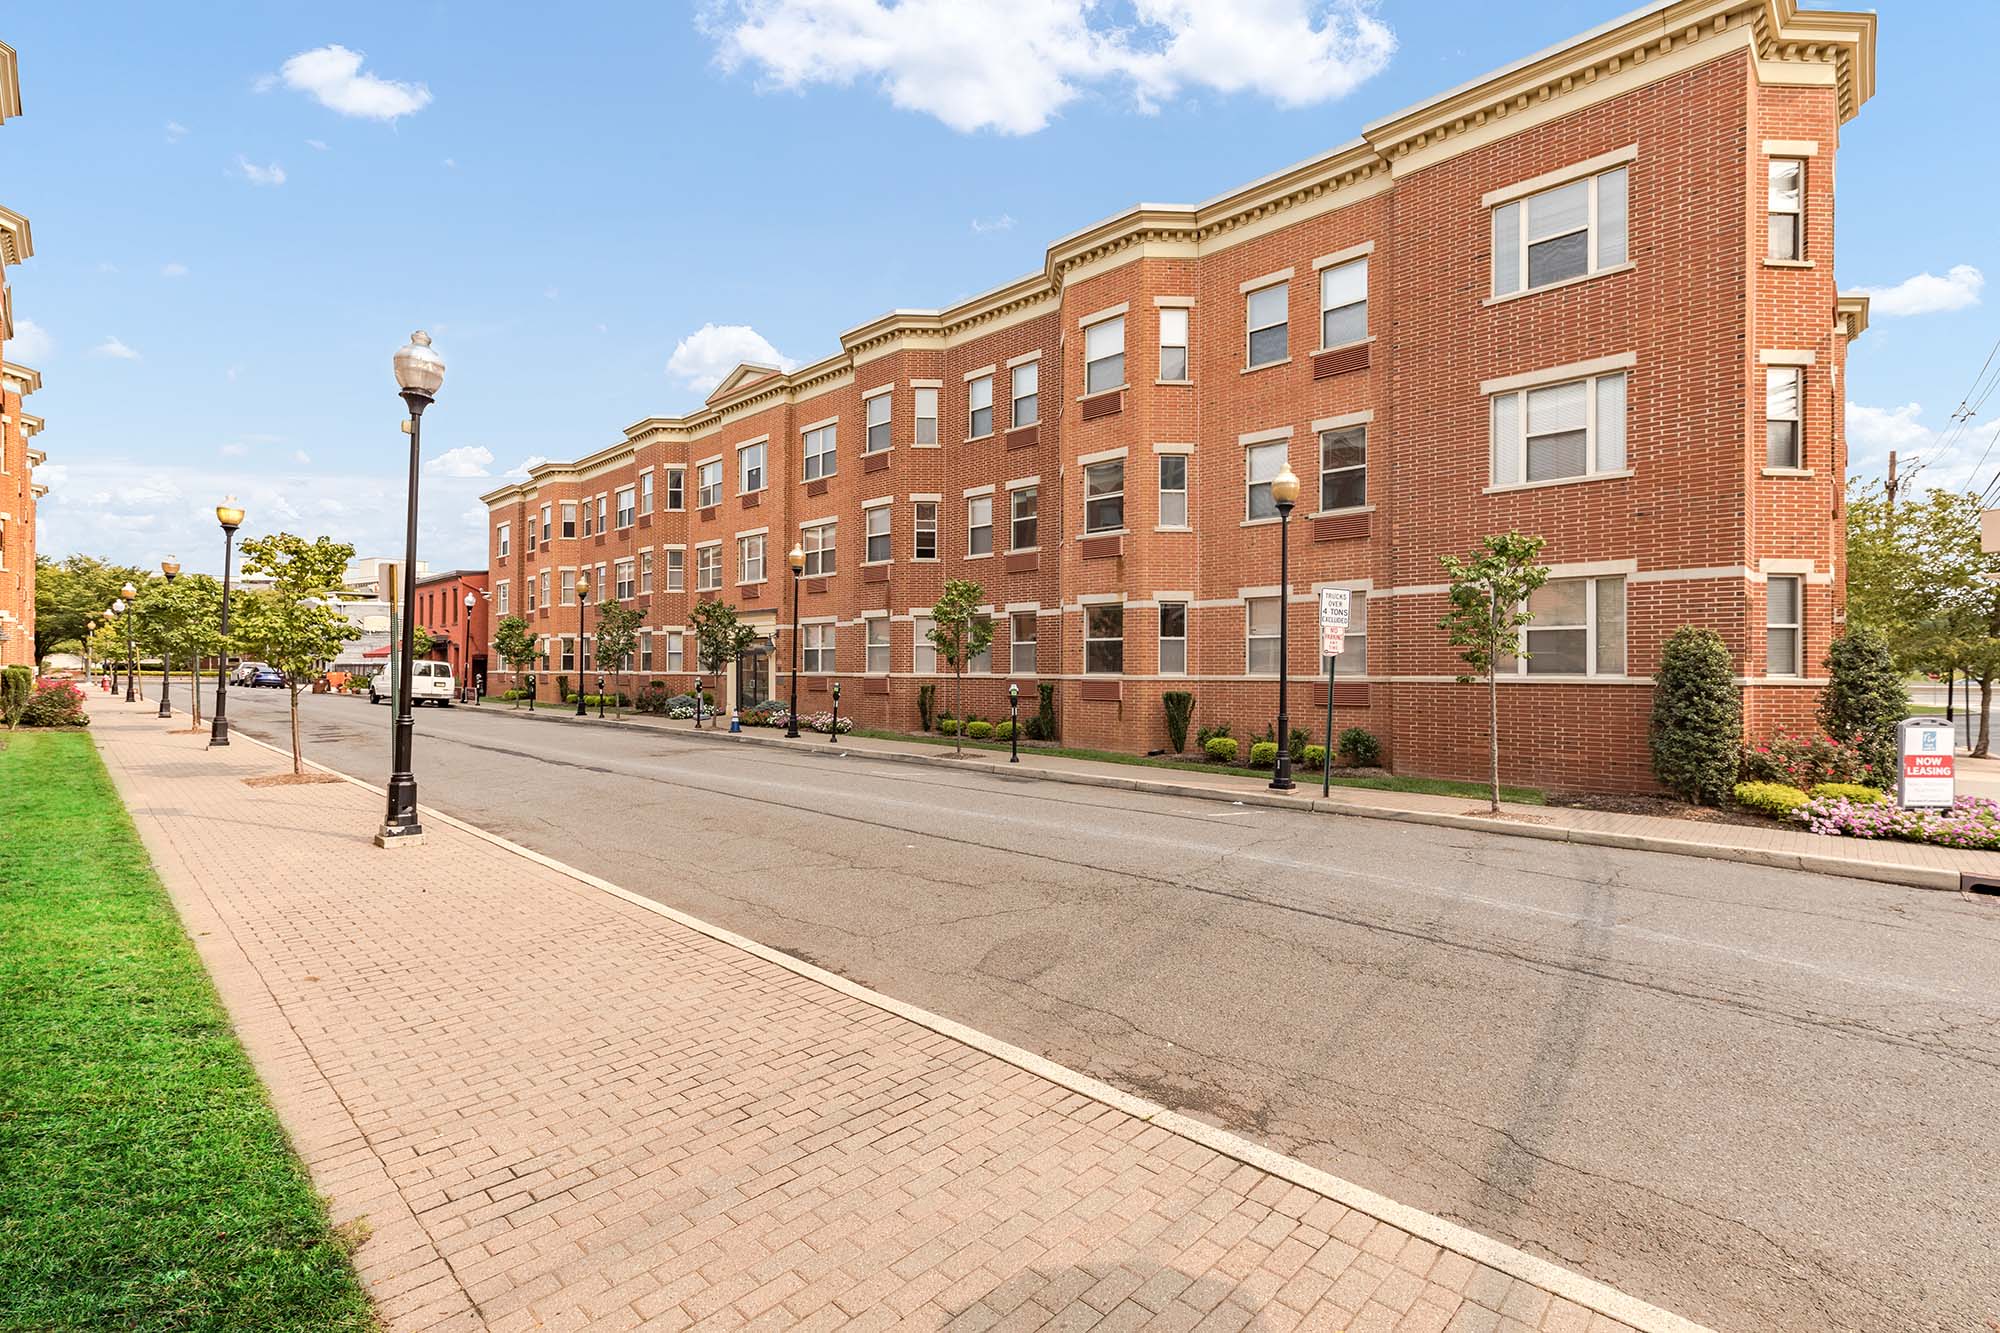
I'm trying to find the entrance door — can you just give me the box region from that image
[736,641,772,709]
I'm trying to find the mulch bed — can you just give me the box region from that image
[242,773,345,788]
[1550,792,1769,828]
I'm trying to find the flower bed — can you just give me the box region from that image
[1796,794,2000,851]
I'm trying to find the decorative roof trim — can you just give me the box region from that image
[0,205,31,266]
[3,361,41,395]
[0,42,18,123]
[1835,293,1870,341]
[19,411,42,437]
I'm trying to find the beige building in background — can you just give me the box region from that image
[0,39,42,669]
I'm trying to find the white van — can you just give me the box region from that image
[368,659,456,706]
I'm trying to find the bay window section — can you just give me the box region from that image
[803,423,837,481]
[1768,159,1804,261]
[1246,440,1287,520]
[913,501,938,561]
[802,521,836,577]
[738,440,765,492]
[1011,361,1038,428]
[914,388,939,445]
[737,533,765,584]
[865,394,891,453]
[695,544,722,592]
[696,459,722,508]
[1767,576,1803,676]
[1010,486,1037,550]
[967,495,993,556]
[1766,367,1802,468]
[1158,454,1188,528]
[1158,602,1187,675]
[1084,316,1125,394]
[665,549,684,592]
[864,505,891,564]
[865,618,890,674]
[1010,613,1037,674]
[913,616,936,672]
[1158,307,1189,382]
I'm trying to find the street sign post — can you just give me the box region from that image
[1898,716,1955,809]
[1318,589,1350,797]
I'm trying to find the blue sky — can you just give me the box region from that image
[6,1,1989,575]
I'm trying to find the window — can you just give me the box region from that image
[738,533,765,584]
[1510,576,1626,676]
[615,560,635,600]
[665,630,684,672]
[696,544,722,591]
[908,616,934,672]
[539,503,552,545]
[803,423,837,480]
[666,468,684,511]
[582,501,593,537]
[538,570,548,608]
[1246,598,1282,675]
[597,495,608,531]
[665,549,684,592]
[1245,440,1288,520]
[1084,604,1124,674]
[526,521,538,555]
[1158,455,1188,528]
[1320,258,1367,349]
[967,495,993,556]
[1246,282,1288,368]
[497,581,510,615]
[1084,316,1125,394]
[1490,371,1627,486]
[1768,159,1804,261]
[803,522,836,576]
[1011,361,1038,428]
[1084,459,1124,534]
[697,459,722,509]
[969,617,993,674]
[1766,576,1802,676]
[640,471,654,515]
[1326,592,1366,672]
[560,568,576,605]
[864,506,891,563]
[1010,486,1037,550]
[561,503,577,539]
[1318,427,1366,511]
[968,374,994,438]
[804,623,835,673]
[865,395,891,453]
[1011,613,1037,674]
[1766,367,1802,469]
[640,550,654,595]
[739,440,766,493]
[497,522,511,558]
[596,563,608,596]
[1158,308,1189,382]
[866,618,890,673]
[615,488,635,528]
[913,502,938,561]
[560,637,576,673]
[1159,602,1187,675]
[1493,165,1628,297]
[914,388,939,445]
[639,631,653,672]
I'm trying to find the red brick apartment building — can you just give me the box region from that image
[412,569,490,684]
[483,0,1877,793]
[0,41,42,672]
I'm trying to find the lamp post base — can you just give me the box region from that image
[373,826,427,848]
[209,718,230,747]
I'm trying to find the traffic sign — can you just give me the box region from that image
[1318,588,1350,659]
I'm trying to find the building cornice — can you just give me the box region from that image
[0,205,31,266]
[19,411,42,438]
[26,447,44,466]
[3,361,41,396]
[0,42,18,123]
[1835,293,1870,341]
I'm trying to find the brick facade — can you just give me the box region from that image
[0,42,37,669]
[482,1,1878,794]
[411,569,490,686]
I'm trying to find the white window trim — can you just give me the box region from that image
[1005,475,1039,491]
[1481,144,1638,209]
[1238,426,1294,446]
[1759,349,1817,366]
[860,383,895,400]
[1481,353,1635,397]
[1077,302,1127,329]
[1006,349,1042,369]
[1152,442,1195,455]
[1762,139,1820,158]
[1312,240,1375,271]
[1312,410,1374,433]
[962,364,997,382]
[1154,295,1196,308]
[1239,267,1294,294]
[1078,446,1129,466]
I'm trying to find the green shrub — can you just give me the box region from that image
[20,682,89,728]
[1818,627,1906,779]
[1248,741,1279,769]
[939,718,961,735]
[1196,722,1233,748]
[966,720,993,739]
[1742,730,1871,788]
[1734,781,1810,817]
[1287,727,1311,762]
[1,664,31,728]
[1036,682,1057,742]
[993,720,1014,740]
[1204,736,1239,764]
[1649,626,1742,804]
[1302,744,1327,769]
[1809,781,1888,804]
[1338,727,1381,767]
[1163,691,1195,753]
[918,683,936,731]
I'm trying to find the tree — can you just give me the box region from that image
[232,534,359,774]
[87,618,126,687]
[593,601,643,717]
[688,599,755,729]
[407,622,435,658]
[33,554,149,662]
[132,574,227,728]
[1818,626,1908,779]
[928,579,994,758]
[1438,532,1549,812]
[1649,627,1741,804]
[492,615,538,707]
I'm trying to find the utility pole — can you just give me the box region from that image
[1886,450,1899,509]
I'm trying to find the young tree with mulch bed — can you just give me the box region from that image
[1438,532,1549,813]
[232,533,359,775]
[928,579,994,759]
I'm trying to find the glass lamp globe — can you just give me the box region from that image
[392,331,446,397]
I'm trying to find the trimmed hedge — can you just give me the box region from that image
[1649,626,1741,804]
[1204,736,1239,764]
[1734,781,1809,817]
[1248,741,1279,769]
[1302,744,1327,769]
[966,721,993,739]
[1163,691,1194,754]
[1809,782,1889,805]
[1338,727,1381,768]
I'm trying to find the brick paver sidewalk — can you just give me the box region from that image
[89,701,1696,1333]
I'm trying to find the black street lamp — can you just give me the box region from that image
[596,673,606,719]
[107,602,125,695]
[1269,464,1301,792]
[828,679,840,743]
[379,331,445,848]
[463,591,477,704]
[786,543,804,738]
[574,574,590,717]
[1008,682,1020,763]
[211,499,243,745]
[85,618,95,686]
[120,582,138,702]
[156,557,181,719]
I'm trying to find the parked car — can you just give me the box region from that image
[230,660,270,685]
[248,667,286,688]
[368,659,455,706]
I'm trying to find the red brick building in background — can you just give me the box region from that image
[483,0,1877,794]
[412,569,489,687]
[0,41,44,672]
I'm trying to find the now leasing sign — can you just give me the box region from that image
[1898,718,1955,809]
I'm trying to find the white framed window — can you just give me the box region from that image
[967,495,993,556]
[539,503,551,545]
[665,468,684,511]
[1158,454,1188,528]
[665,549,684,592]
[640,550,654,595]
[560,637,576,673]
[496,522,511,557]
[913,501,938,561]
[526,577,537,612]
[1011,612,1037,674]
[968,374,994,439]
[738,533,766,584]
[1325,591,1366,672]
[665,629,684,672]
[1085,316,1125,394]
[1493,165,1628,297]
[1318,427,1365,511]
[865,505,891,564]
[639,631,653,672]
[596,495,608,530]
[639,471,654,515]
[914,388,939,445]
[497,581,510,615]
[1011,361,1038,428]
[615,559,635,600]
[1084,459,1124,534]
[1158,308,1189,382]
[1245,440,1288,520]
[739,440,766,493]
[1767,576,1803,676]
[1490,371,1626,486]
[1010,486,1037,550]
[1246,281,1288,368]
[1319,258,1367,349]
[561,502,577,539]
[803,423,837,481]
[615,487,635,528]
[1084,604,1124,675]
[865,394,891,453]
[803,622,835,673]
[969,617,994,674]
[865,617,890,673]
[913,615,936,673]
[1508,576,1626,676]
[1159,602,1187,675]
[1768,159,1804,261]
[803,521,836,577]
[696,544,722,591]
[560,568,576,605]
[1246,597,1282,675]
[538,570,549,607]
[582,500,594,537]
[1766,367,1802,469]
[696,459,722,508]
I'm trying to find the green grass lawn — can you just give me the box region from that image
[0,732,374,1332]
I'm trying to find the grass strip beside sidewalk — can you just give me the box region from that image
[0,732,373,1332]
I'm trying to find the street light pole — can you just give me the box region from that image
[1269,465,1300,792]
[121,582,138,702]
[211,500,243,745]
[829,679,840,743]
[463,591,477,704]
[574,576,590,716]
[156,557,181,719]
[1009,682,1020,763]
[786,543,805,738]
[85,619,95,685]
[379,331,445,848]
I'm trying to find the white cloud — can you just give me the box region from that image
[971,212,1016,234]
[443,157,458,169]
[428,444,495,477]
[666,323,798,394]
[701,0,1395,134]
[1855,264,1984,318]
[219,442,249,458]
[96,261,119,273]
[306,138,330,151]
[267,44,432,121]
[235,155,287,186]
[164,120,189,142]
[93,336,141,360]
[1845,399,2000,493]
[504,454,549,479]
[161,262,188,278]
[9,317,53,362]
[293,449,313,465]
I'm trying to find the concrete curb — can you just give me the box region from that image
[225,723,1715,1333]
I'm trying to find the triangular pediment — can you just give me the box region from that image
[705,362,785,406]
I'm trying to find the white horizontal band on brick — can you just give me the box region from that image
[1240,267,1294,294]
[1311,410,1374,432]
[962,364,996,382]
[1759,348,1818,366]
[1150,590,1194,602]
[734,526,768,539]
[1762,138,1819,157]
[1077,446,1128,465]
[1309,578,1374,592]
[1237,425,1294,445]
[1758,557,1816,574]
[1152,442,1196,454]
[1481,143,1637,208]
[1480,352,1636,396]
[908,379,942,389]
[1006,475,1040,490]
[859,383,894,400]
[1077,592,1125,606]
[1313,240,1375,270]
[799,415,838,433]
[1154,295,1196,308]
[1003,601,1039,613]
[1546,558,1638,579]
[695,453,722,467]
[735,433,770,447]
[1006,349,1042,368]
[908,492,942,503]
[860,495,892,509]
[963,483,995,498]
[1077,302,1128,329]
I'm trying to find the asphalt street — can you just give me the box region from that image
[214,689,2000,1332]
